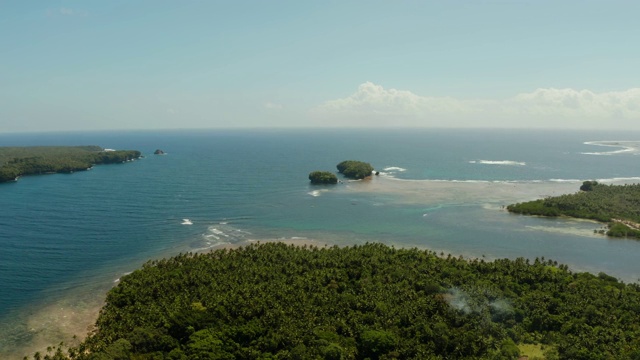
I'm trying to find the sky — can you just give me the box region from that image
[1,1,639,132]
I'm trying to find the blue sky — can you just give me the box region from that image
[1,1,639,132]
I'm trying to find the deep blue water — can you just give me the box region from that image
[2,128,640,356]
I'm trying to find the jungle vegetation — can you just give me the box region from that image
[309,171,338,184]
[507,182,640,239]
[31,242,640,360]
[0,146,141,183]
[336,161,374,180]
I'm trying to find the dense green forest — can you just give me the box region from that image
[309,171,338,184]
[31,243,640,360]
[507,182,640,238]
[0,146,141,183]
[336,161,374,180]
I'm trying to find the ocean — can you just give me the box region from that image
[1,128,640,357]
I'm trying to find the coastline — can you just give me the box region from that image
[0,146,141,184]
[4,174,640,358]
[0,237,331,359]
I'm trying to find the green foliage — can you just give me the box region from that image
[359,330,397,360]
[607,222,640,238]
[336,160,374,180]
[38,243,640,360]
[508,183,640,238]
[309,171,338,184]
[496,339,520,359]
[579,180,598,192]
[0,146,141,183]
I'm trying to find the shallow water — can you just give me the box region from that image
[2,128,640,357]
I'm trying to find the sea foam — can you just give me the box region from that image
[308,189,329,197]
[383,166,407,172]
[378,166,408,178]
[469,160,526,166]
[582,141,640,156]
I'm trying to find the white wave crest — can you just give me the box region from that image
[549,179,581,183]
[197,223,252,250]
[469,160,526,166]
[181,219,193,225]
[383,166,407,172]
[308,189,330,197]
[582,141,640,156]
[596,177,640,183]
[209,228,229,237]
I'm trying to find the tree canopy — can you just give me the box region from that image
[507,183,640,238]
[309,171,338,184]
[0,146,141,183]
[336,161,374,180]
[579,180,598,192]
[31,242,640,360]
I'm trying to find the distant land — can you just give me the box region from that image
[0,146,141,183]
[507,182,640,239]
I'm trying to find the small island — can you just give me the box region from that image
[308,170,338,184]
[336,160,374,180]
[154,149,165,155]
[0,146,141,183]
[507,181,640,238]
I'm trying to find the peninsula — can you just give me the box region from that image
[507,181,640,238]
[0,146,141,183]
[29,243,640,359]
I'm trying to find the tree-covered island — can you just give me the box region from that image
[337,160,374,180]
[309,171,338,184]
[29,242,640,360]
[0,146,141,183]
[507,181,640,238]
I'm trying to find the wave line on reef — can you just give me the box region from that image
[582,141,640,155]
[469,160,526,166]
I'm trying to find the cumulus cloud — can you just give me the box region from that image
[509,88,640,118]
[311,82,640,128]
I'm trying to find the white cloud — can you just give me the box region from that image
[264,101,283,110]
[509,88,640,119]
[311,82,640,128]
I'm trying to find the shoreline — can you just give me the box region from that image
[5,175,640,358]
[0,237,332,359]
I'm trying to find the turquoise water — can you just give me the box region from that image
[1,128,640,356]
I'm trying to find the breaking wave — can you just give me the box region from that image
[469,160,526,166]
[383,166,407,172]
[378,166,408,178]
[308,189,329,197]
[197,222,252,250]
[582,141,640,156]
